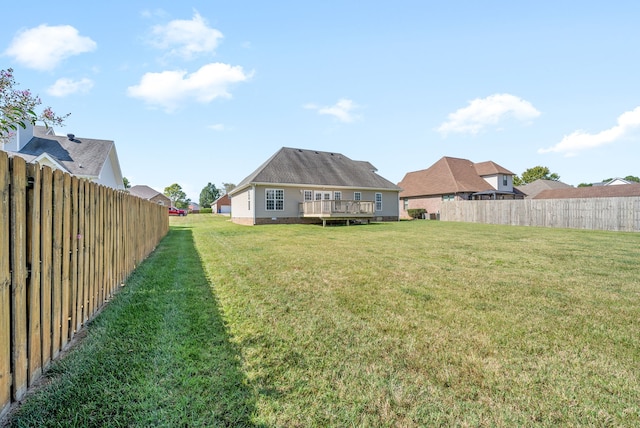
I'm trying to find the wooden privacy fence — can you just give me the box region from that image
[1,152,169,418]
[439,198,640,232]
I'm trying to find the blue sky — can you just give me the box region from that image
[2,1,639,200]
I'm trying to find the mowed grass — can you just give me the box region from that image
[6,215,640,427]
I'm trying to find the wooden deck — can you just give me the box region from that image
[299,200,375,226]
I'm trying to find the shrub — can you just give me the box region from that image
[407,208,427,219]
[200,208,212,214]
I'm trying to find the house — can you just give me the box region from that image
[593,178,633,186]
[516,179,573,199]
[228,147,401,225]
[533,183,640,199]
[211,194,231,214]
[188,202,200,213]
[128,185,171,206]
[398,156,523,218]
[1,122,124,189]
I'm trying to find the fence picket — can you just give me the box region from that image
[0,152,11,418]
[26,163,42,385]
[9,156,28,401]
[52,170,64,359]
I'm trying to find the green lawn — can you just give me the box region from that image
[5,215,640,427]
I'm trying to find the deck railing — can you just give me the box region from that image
[299,200,375,217]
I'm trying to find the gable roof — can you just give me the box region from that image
[212,194,231,205]
[232,147,401,194]
[398,156,514,198]
[129,185,164,200]
[12,126,115,179]
[516,179,573,198]
[534,183,640,199]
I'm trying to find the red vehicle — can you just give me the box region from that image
[168,206,187,216]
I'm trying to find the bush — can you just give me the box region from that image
[407,208,427,219]
[200,208,212,214]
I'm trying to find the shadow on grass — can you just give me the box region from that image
[4,227,263,427]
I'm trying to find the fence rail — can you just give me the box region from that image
[1,152,169,419]
[439,198,640,232]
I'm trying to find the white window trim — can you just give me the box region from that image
[375,193,382,211]
[265,188,284,211]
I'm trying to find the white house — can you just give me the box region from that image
[1,122,124,190]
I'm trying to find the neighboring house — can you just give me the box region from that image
[516,179,573,199]
[1,122,124,190]
[593,178,633,186]
[211,194,231,214]
[229,147,401,225]
[398,156,523,218]
[533,183,640,199]
[128,185,171,206]
[189,202,200,213]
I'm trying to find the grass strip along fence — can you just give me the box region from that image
[0,151,168,419]
[5,215,639,426]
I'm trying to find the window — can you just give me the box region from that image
[247,190,251,210]
[334,191,341,200]
[354,192,361,201]
[442,194,455,201]
[403,199,409,211]
[375,193,382,211]
[304,190,313,201]
[502,175,508,186]
[266,189,284,210]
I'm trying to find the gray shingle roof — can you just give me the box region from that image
[14,127,114,178]
[234,147,401,192]
[516,179,573,198]
[129,185,162,200]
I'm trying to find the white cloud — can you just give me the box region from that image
[127,62,252,112]
[47,78,94,97]
[149,11,223,59]
[437,93,540,135]
[209,123,225,131]
[305,98,361,123]
[539,106,640,157]
[4,24,96,71]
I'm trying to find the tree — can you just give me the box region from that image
[123,177,131,189]
[222,182,236,194]
[164,183,187,208]
[199,182,220,208]
[513,166,560,186]
[1,68,69,142]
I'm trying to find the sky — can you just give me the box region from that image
[2,1,640,201]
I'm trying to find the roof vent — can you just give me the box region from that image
[67,133,75,140]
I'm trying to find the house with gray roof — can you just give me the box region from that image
[1,122,124,189]
[398,156,523,218]
[516,179,573,199]
[129,185,171,206]
[229,147,401,225]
